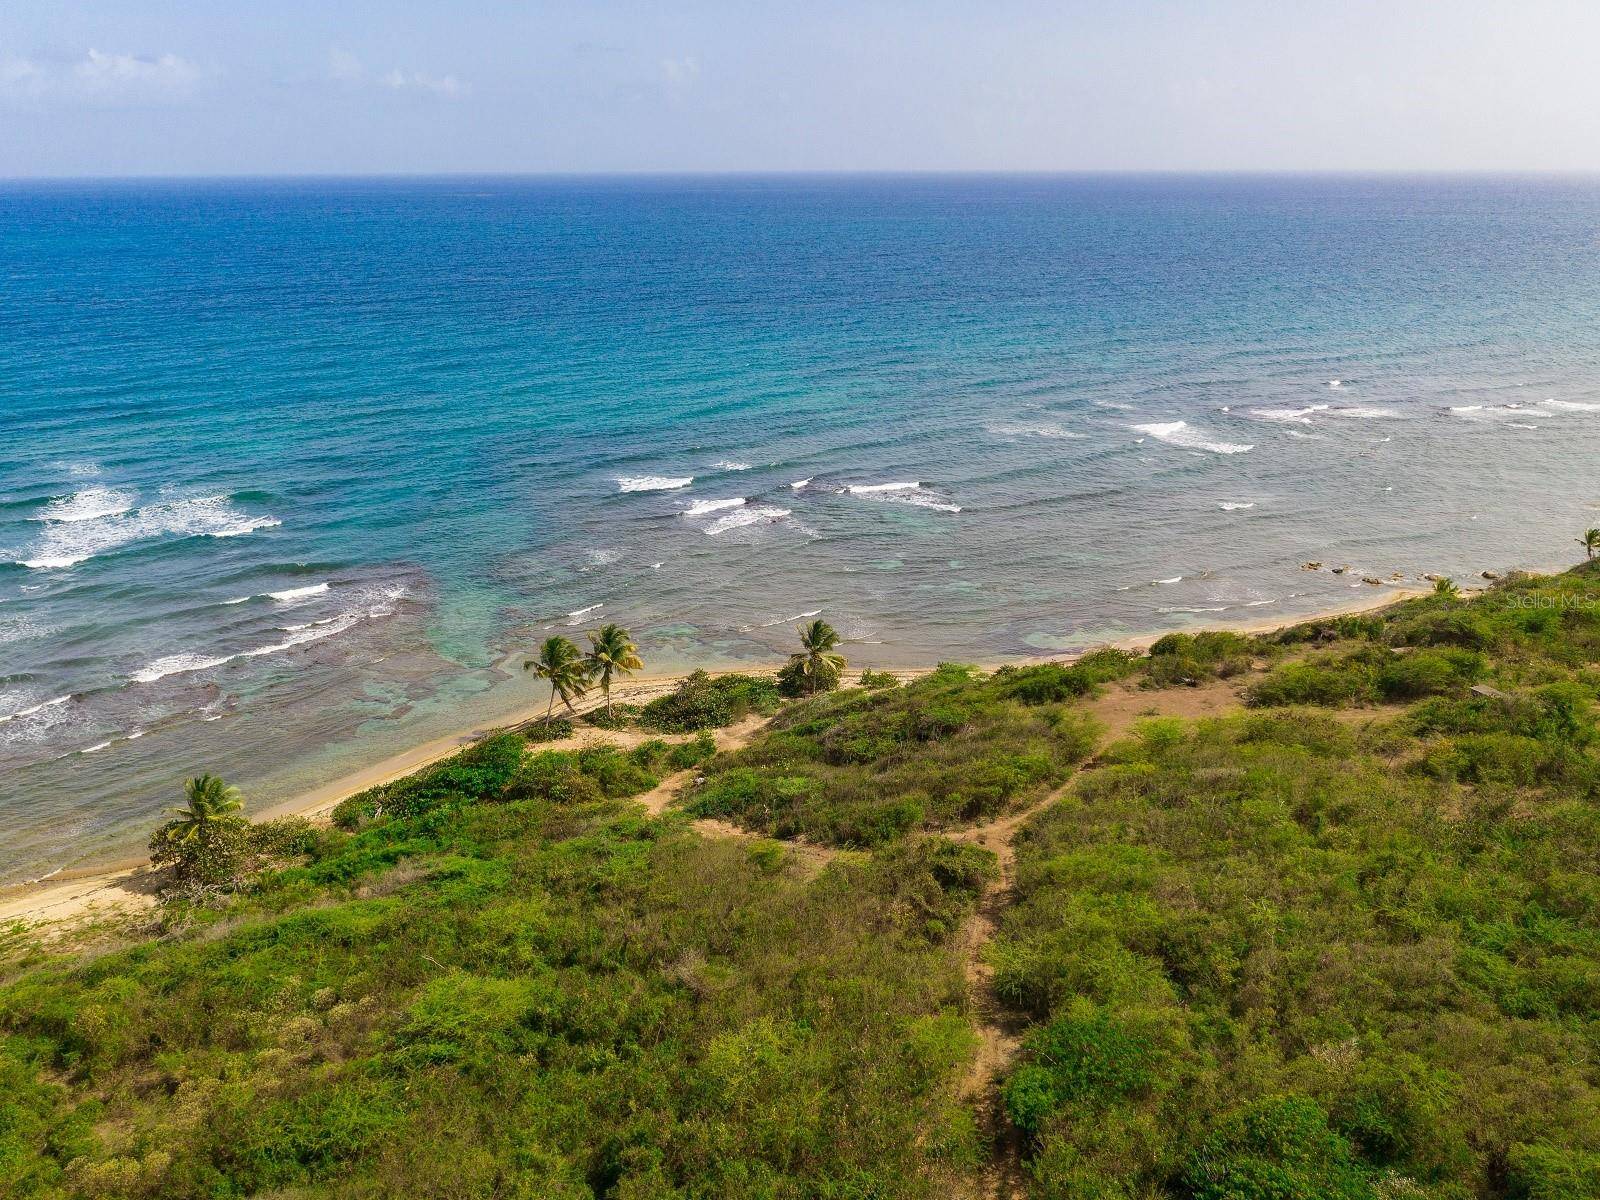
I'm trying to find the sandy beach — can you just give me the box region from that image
[0,581,1429,932]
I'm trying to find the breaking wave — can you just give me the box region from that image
[1131,421,1253,455]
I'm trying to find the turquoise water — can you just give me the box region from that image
[5,174,1600,882]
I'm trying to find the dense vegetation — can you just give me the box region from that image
[685,662,1107,847]
[995,566,1600,1199]
[7,568,1600,1197]
[1,726,992,1198]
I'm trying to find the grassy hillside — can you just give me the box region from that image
[994,567,1600,1200]
[6,566,1600,1197]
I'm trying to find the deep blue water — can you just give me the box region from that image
[5,174,1600,881]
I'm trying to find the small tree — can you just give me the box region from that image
[585,623,643,719]
[526,635,590,728]
[1579,529,1600,560]
[1433,577,1460,599]
[788,619,847,696]
[149,774,249,888]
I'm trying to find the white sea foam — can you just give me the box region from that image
[1327,406,1400,419]
[1542,399,1600,413]
[844,481,921,494]
[1248,405,1328,424]
[704,505,791,535]
[0,615,51,645]
[985,421,1084,440]
[12,494,280,570]
[748,608,825,630]
[791,477,812,489]
[714,460,752,471]
[130,653,233,684]
[1217,501,1256,511]
[684,497,747,516]
[268,582,330,604]
[564,603,605,625]
[1328,380,1343,388]
[1159,605,1230,614]
[31,487,136,524]
[841,482,961,513]
[1153,576,1183,585]
[1130,421,1253,454]
[212,516,282,538]
[895,494,962,513]
[129,583,405,684]
[0,694,71,725]
[617,475,693,492]
[221,581,330,607]
[81,741,112,754]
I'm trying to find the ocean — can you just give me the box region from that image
[4,173,1600,883]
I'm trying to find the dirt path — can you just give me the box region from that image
[941,674,1253,1197]
[2,717,767,935]
[633,714,841,873]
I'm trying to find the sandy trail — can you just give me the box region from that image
[942,673,1254,1198]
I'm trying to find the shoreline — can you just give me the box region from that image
[0,581,1428,929]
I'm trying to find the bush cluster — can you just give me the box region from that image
[637,670,781,732]
[688,663,1099,846]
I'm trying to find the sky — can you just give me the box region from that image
[4,1,1600,177]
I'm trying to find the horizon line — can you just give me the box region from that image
[6,167,1600,185]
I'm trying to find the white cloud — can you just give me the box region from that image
[75,49,201,94]
[327,49,365,85]
[383,68,463,97]
[660,56,701,89]
[0,48,205,105]
[328,50,464,98]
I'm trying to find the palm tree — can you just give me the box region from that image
[526,635,590,727]
[585,623,643,719]
[790,618,847,695]
[1579,529,1600,560]
[162,774,244,845]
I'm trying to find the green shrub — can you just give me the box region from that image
[1183,1096,1375,1200]
[148,817,252,889]
[1247,660,1368,707]
[667,731,717,771]
[1074,647,1142,683]
[688,669,1098,845]
[777,657,841,698]
[858,669,901,690]
[638,670,781,732]
[1002,1010,1156,1135]
[1506,1143,1600,1200]
[334,733,528,828]
[582,703,640,730]
[1375,648,1484,700]
[997,663,1097,705]
[523,717,573,743]
[250,816,318,859]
